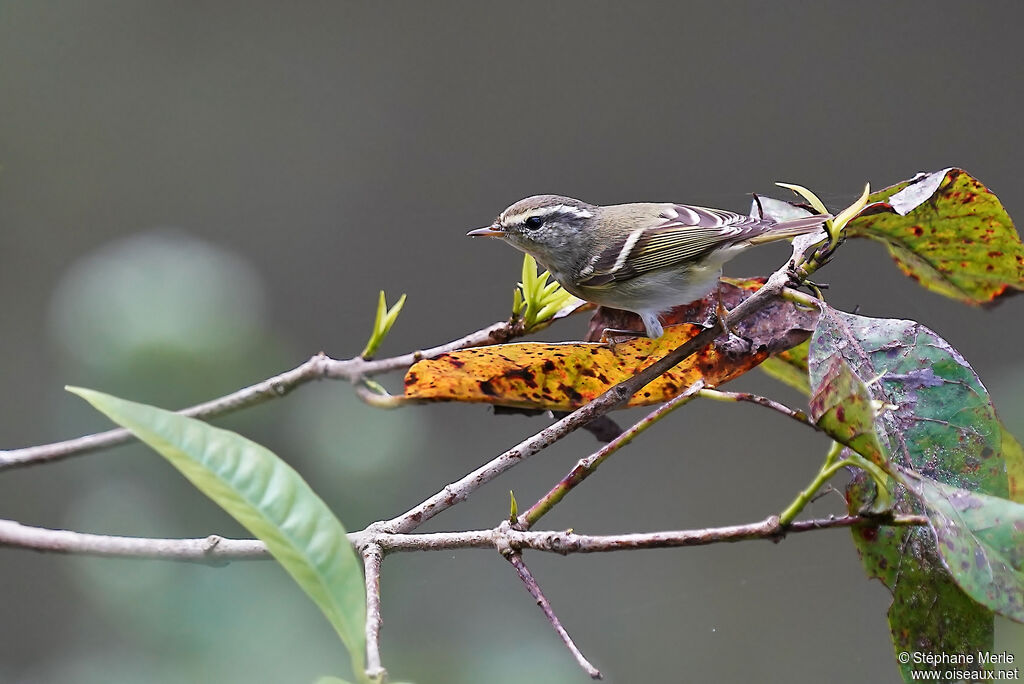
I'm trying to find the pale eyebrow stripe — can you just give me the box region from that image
[503,204,594,224]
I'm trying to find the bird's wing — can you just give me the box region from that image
[577,204,770,287]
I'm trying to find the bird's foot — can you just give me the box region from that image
[703,289,749,353]
[599,328,647,348]
[703,285,740,338]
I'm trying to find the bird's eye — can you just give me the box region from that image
[524,216,544,230]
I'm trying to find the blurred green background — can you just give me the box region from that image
[2,2,1024,683]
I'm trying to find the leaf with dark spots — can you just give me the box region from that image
[882,368,943,390]
[900,469,1024,622]
[846,168,1024,305]
[1003,428,1024,504]
[505,367,539,389]
[404,279,816,410]
[559,383,584,405]
[584,277,817,353]
[808,356,888,468]
[405,324,761,410]
[849,468,993,683]
[808,306,1012,675]
[810,307,1005,494]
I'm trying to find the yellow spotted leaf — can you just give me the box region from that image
[404,324,764,410]
[847,168,1024,305]
[405,280,817,410]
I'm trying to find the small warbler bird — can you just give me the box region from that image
[468,195,829,338]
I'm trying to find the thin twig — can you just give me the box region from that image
[362,543,387,682]
[697,388,817,430]
[503,549,602,679]
[518,381,705,528]
[0,321,517,471]
[354,383,406,409]
[0,518,269,562]
[0,514,929,562]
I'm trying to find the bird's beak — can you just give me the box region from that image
[467,224,504,238]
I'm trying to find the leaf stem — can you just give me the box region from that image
[779,442,854,526]
[779,286,822,310]
[696,388,815,430]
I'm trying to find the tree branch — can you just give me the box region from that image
[362,543,386,682]
[0,517,269,562]
[0,514,929,562]
[0,321,518,471]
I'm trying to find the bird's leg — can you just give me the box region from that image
[599,327,647,347]
[786,259,805,288]
[700,282,733,335]
[714,283,731,334]
[600,312,659,347]
[705,282,748,352]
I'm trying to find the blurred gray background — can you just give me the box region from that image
[2,2,1024,683]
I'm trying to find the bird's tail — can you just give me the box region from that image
[748,214,832,244]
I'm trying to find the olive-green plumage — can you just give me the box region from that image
[469,194,829,338]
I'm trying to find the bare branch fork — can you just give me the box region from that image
[0,507,930,683]
[1,248,834,679]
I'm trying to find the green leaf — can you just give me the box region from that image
[757,340,810,394]
[775,181,829,217]
[514,254,584,331]
[69,387,367,675]
[361,291,407,359]
[809,307,1005,494]
[1005,428,1024,504]
[512,286,524,317]
[847,168,1024,305]
[521,253,539,294]
[901,470,1024,622]
[847,474,994,683]
[807,307,1009,678]
[808,355,888,469]
[829,183,871,236]
[775,181,868,250]
[381,293,407,330]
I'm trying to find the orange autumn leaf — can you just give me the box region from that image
[404,280,817,410]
